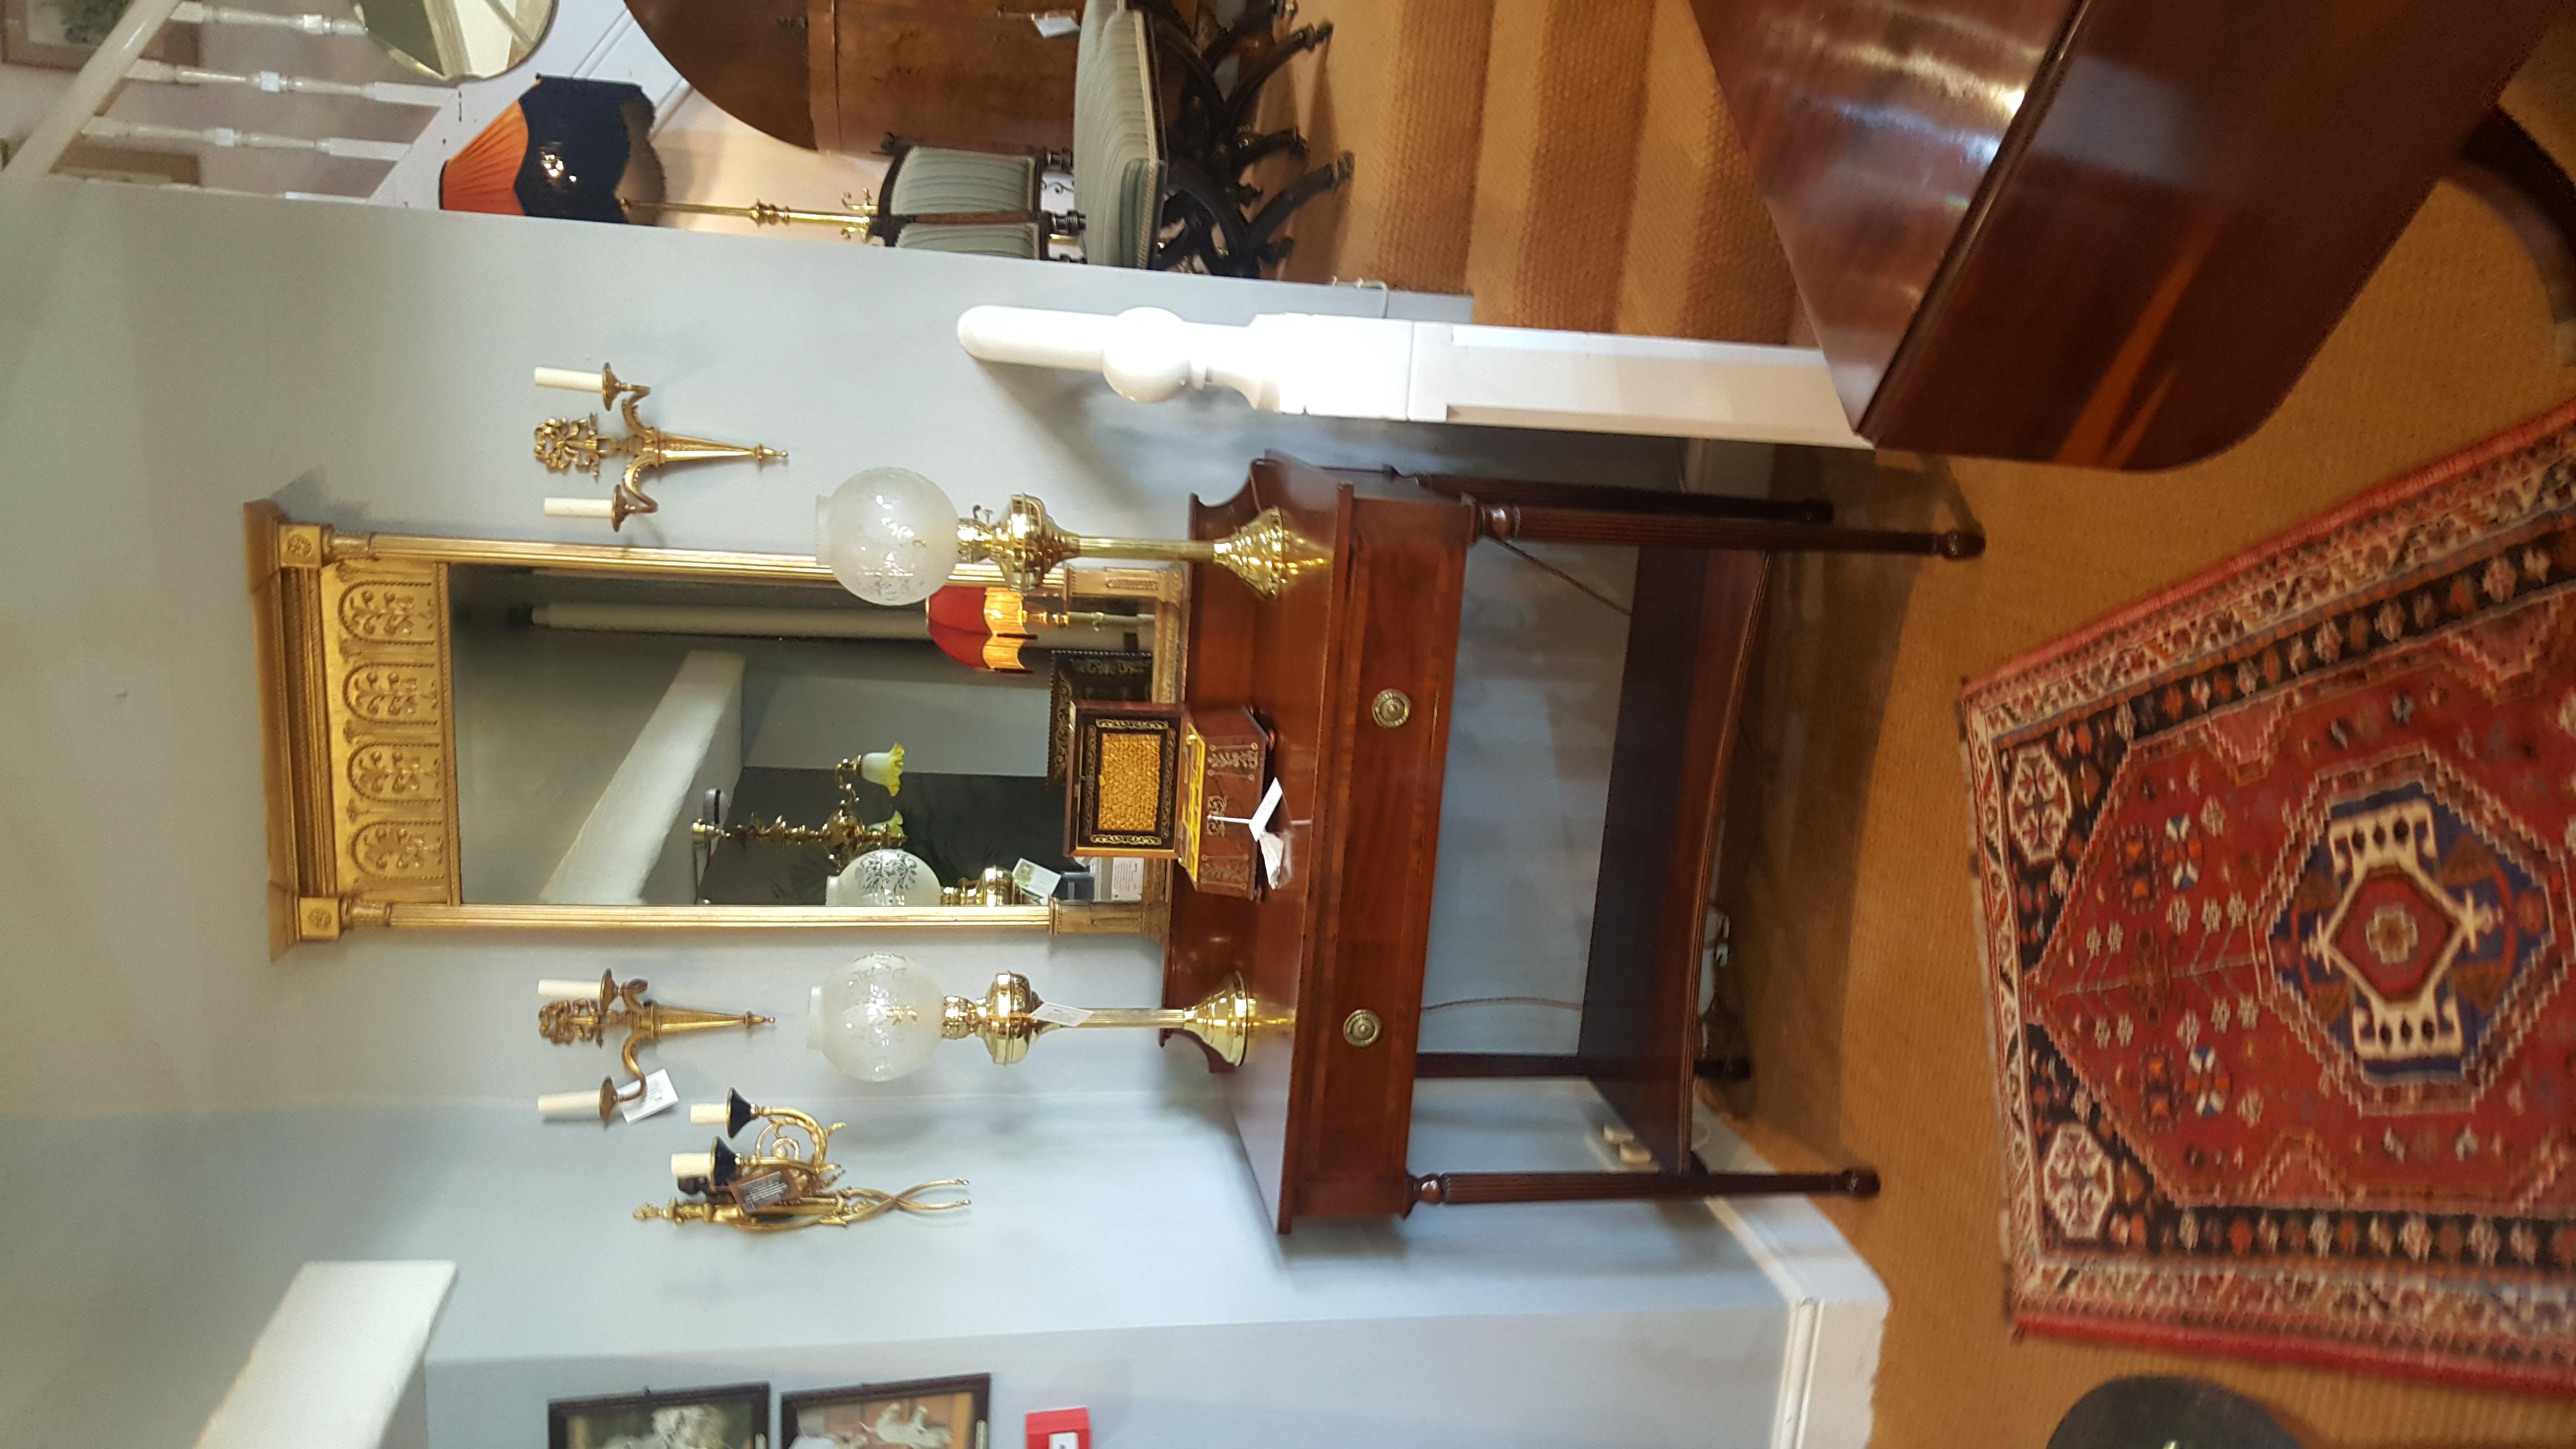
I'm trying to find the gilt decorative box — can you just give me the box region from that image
[1065,702,1185,857]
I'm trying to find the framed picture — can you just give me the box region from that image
[2,0,197,69]
[547,1382,772,1449]
[781,1374,990,1449]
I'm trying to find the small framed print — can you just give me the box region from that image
[781,1373,990,1449]
[548,1382,772,1449]
[2,0,197,70]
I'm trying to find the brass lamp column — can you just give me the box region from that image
[960,495,1324,599]
[943,970,1261,1067]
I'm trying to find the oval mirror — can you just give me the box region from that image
[354,0,553,82]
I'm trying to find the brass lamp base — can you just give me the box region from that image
[959,496,1323,599]
[941,971,1260,1067]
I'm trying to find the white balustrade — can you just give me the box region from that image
[172,1,369,38]
[83,114,412,164]
[126,58,451,109]
[1,0,437,190]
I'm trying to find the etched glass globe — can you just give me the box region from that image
[816,467,962,606]
[827,848,943,907]
[809,952,947,1082]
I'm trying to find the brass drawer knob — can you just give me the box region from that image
[1343,1009,1383,1047]
[1370,690,1411,728]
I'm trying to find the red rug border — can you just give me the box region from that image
[1962,392,2576,700]
[2017,1309,2576,1396]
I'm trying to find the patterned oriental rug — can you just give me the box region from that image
[1961,400,2576,1391]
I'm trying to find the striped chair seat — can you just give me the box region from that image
[1072,0,1162,268]
[893,223,1045,260]
[885,146,1040,217]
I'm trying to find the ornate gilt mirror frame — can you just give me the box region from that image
[244,502,1184,956]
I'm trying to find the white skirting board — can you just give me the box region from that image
[195,1261,457,1449]
[1697,1104,1888,1449]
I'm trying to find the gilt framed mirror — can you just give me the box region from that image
[244,502,1182,955]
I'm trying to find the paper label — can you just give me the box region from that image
[1030,1000,1093,1028]
[1108,856,1145,901]
[620,1069,679,1123]
[1259,829,1292,887]
[1030,13,1079,36]
[1013,858,1063,900]
[1248,778,1285,838]
[733,1170,791,1211]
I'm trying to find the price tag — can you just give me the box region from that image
[1259,828,1292,888]
[1029,12,1079,37]
[1013,858,1064,900]
[1108,856,1145,902]
[620,1069,679,1123]
[1030,1000,1093,1028]
[1248,778,1285,839]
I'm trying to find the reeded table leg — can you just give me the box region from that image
[1407,1168,1881,1210]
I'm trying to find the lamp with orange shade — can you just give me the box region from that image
[923,584,1140,672]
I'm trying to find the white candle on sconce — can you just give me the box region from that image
[544,497,615,520]
[690,1103,730,1126]
[538,1089,603,1117]
[534,366,607,393]
[537,978,604,1000]
[672,1151,716,1180]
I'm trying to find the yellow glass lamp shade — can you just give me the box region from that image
[854,745,903,794]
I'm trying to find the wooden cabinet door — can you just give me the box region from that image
[811,0,1078,155]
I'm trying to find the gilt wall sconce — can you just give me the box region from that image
[535,972,772,1123]
[533,364,786,528]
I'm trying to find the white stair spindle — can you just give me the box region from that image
[82,115,411,164]
[0,0,184,179]
[125,58,449,108]
[172,1,371,37]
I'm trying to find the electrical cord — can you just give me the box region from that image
[1421,996,1583,1013]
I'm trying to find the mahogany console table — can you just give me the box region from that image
[1162,454,1980,1231]
[1690,0,2563,470]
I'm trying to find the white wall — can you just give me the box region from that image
[0,1086,1791,1449]
[452,621,698,902]
[740,637,1052,775]
[0,179,1809,1449]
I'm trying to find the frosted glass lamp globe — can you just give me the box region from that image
[809,952,948,1082]
[816,467,963,606]
[826,848,943,907]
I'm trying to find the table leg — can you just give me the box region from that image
[1474,501,1981,558]
[1408,1168,1880,1209]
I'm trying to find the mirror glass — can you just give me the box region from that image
[355,0,553,82]
[446,565,1154,909]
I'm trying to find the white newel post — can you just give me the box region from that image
[954,305,1871,448]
